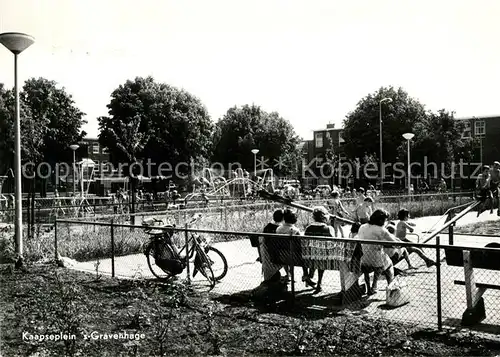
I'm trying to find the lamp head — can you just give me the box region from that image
[402,133,415,140]
[0,32,35,54]
[380,97,393,104]
[69,144,80,151]
[251,149,259,155]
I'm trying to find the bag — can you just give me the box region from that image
[154,240,184,275]
[386,277,410,307]
[250,235,260,248]
[156,258,184,275]
[251,273,288,305]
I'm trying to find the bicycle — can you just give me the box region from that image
[142,213,228,289]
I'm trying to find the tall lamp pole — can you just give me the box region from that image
[69,145,79,196]
[0,32,35,266]
[379,97,392,191]
[251,149,259,178]
[402,133,415,196]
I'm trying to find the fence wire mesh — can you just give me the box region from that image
[0,191,474,226]
[53,215,500,332]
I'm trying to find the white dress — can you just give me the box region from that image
[358,224,400,270]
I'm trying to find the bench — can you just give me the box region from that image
[444,243,500,326]
[265,234,365,305]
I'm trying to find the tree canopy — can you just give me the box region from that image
[342,86,466,177]
[21,78,87,164]
[0,79,85,174]
[98,76,214,176]
[342,86,426,164]
[211,104,300,175]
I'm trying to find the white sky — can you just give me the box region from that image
[1,0,499,140]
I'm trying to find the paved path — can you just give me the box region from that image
[67,209,500,331]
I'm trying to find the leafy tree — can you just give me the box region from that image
[342,86,427,164]
[212,104,300,176]
[410,110,466,167]
[98,76,213,200]
[21,78,86,164]
[0,84,45,173]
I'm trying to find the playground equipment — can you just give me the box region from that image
[50,159,96,218]
[185,167,276,204]
[0,176,8,217]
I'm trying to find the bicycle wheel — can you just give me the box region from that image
[205,246,228,281]
[145,241,175,281]
[194,247,216,289]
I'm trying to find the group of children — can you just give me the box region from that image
[257,200,436,296]
[351,208,436,295]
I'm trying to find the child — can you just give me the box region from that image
[476,165,493,216]
[395,209,436,268]
[386,222,414,269]
[354,197,374,224]
[328,191,352,238]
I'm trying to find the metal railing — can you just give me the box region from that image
[53,208,500,333]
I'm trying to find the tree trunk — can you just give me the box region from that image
[130,175,136,230]
[30,185,35,240]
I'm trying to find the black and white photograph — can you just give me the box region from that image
[1,0,500,356]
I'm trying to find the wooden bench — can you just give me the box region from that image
[444,243,500,326]
[265,235,365,305]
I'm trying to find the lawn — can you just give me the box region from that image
[2,263,500,356]
[455,220,500,236]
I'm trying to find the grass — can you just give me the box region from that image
[0,195,475,263]
[2,263,500,356]
[455,220,500,235]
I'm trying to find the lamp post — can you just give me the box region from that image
[402,133,415,196]
[69,145,79,197]
[0,32,35,265]
[251,149,259,177]
[379,97,393,191]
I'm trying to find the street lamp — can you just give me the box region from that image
[402,133,415,196]
[251,149,259,177]
[379,97,393,191]
[69,144,79,196]
[0,32,35,265]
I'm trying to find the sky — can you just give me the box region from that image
[1,0,499,141]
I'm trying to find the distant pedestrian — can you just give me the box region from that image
[490,161,500,216]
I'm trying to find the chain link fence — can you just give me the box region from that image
[0,191,474,225]
[53,216,500,333]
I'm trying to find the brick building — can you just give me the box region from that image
[455,115,500,165]
[299,123,347,189]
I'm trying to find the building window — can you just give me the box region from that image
[92,143,100,154]
[315,155,324,168]
[315,133,323,148]
[102,146,109,154]
[475,120,485,137]
[461,121,472,138]
[102,162,110,172]
[338,132,345,145]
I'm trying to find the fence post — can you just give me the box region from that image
[184,223,191,284]
[436,235,442,331]
[54,220,58,261]
[448,223,454,245]
[111,219,115,278]
[289,234,295,305]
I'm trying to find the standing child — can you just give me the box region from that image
[354,197,374,224]
[395,209,436,268]
[328,191,352,238]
